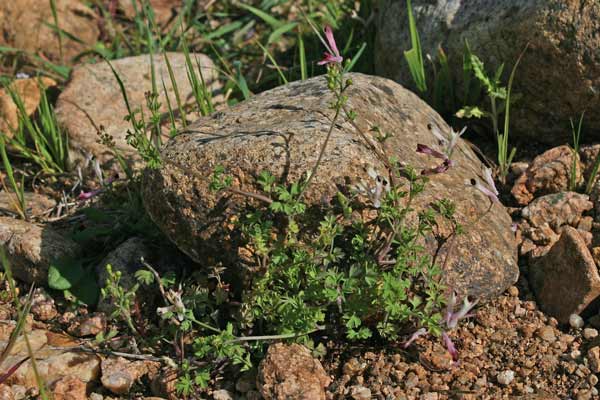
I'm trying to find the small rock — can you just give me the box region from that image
[96,237,150,313]
[512,146,581,205]
[0,217,80,284]
[212,389,234,400]
[101,357,149,395]
[577,390,593,400]
[529,227,600,323]
[258,343,331,400]
[588,347,600,373]
[507,286,519,297]
[584,328,599,340]
[235,370,256,393]
[590,374,599,386]
[29,288,57,321]
[536,326,556,342]
[52,376,87,400]
[521,192,592,231]
[67,313,106,337]
[497,370,515,386]
[349,385,371,400]
[570,314,585,329]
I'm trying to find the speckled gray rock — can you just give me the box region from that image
[143,73,518,299]
[96,237,150,313]
[55,53,222,168]
[530,226,600,323]
[0,217,80,284]
[376,1,600,144]
[96,237,149,290]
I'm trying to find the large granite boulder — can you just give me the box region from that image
[375,0,600,144]
[55,53,222,168]
[143,73,518,299]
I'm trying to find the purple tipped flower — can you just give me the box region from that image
[442,331,459,361]
[469,167,500,203]
[416,144,447,160]
[318,26,343,66]
[444,290,478,329]
[421,158,453,176]
[78,188,103,201]
[417,144,454,176]
[428,123,467,159]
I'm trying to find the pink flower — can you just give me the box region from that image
[416,143,456,176]
[416,144,447,160]
[442,331,458,361]
[469,167,500,203]
[78,188,103,201]
[421,159,452,176]
[428,123,466,159]
[318,26,343,66]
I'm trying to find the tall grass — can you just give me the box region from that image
[2,79,70,175]
[404,0,427,93]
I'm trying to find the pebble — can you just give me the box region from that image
[497,370,515,386]
[508,286,519,297]
[587,347,600,373]
[212,389,234,400]
[589,374,598,386]
[350,385,371,400]
[537,326,556,342]
[584,328,598,340]
[570,314,585,329]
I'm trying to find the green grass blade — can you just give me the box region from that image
[298,33,307,81]
[49,0,63,62]
[267,22,298,44]
[164,52,187,128]
[236,3,284,29]
[255,41,288,84]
